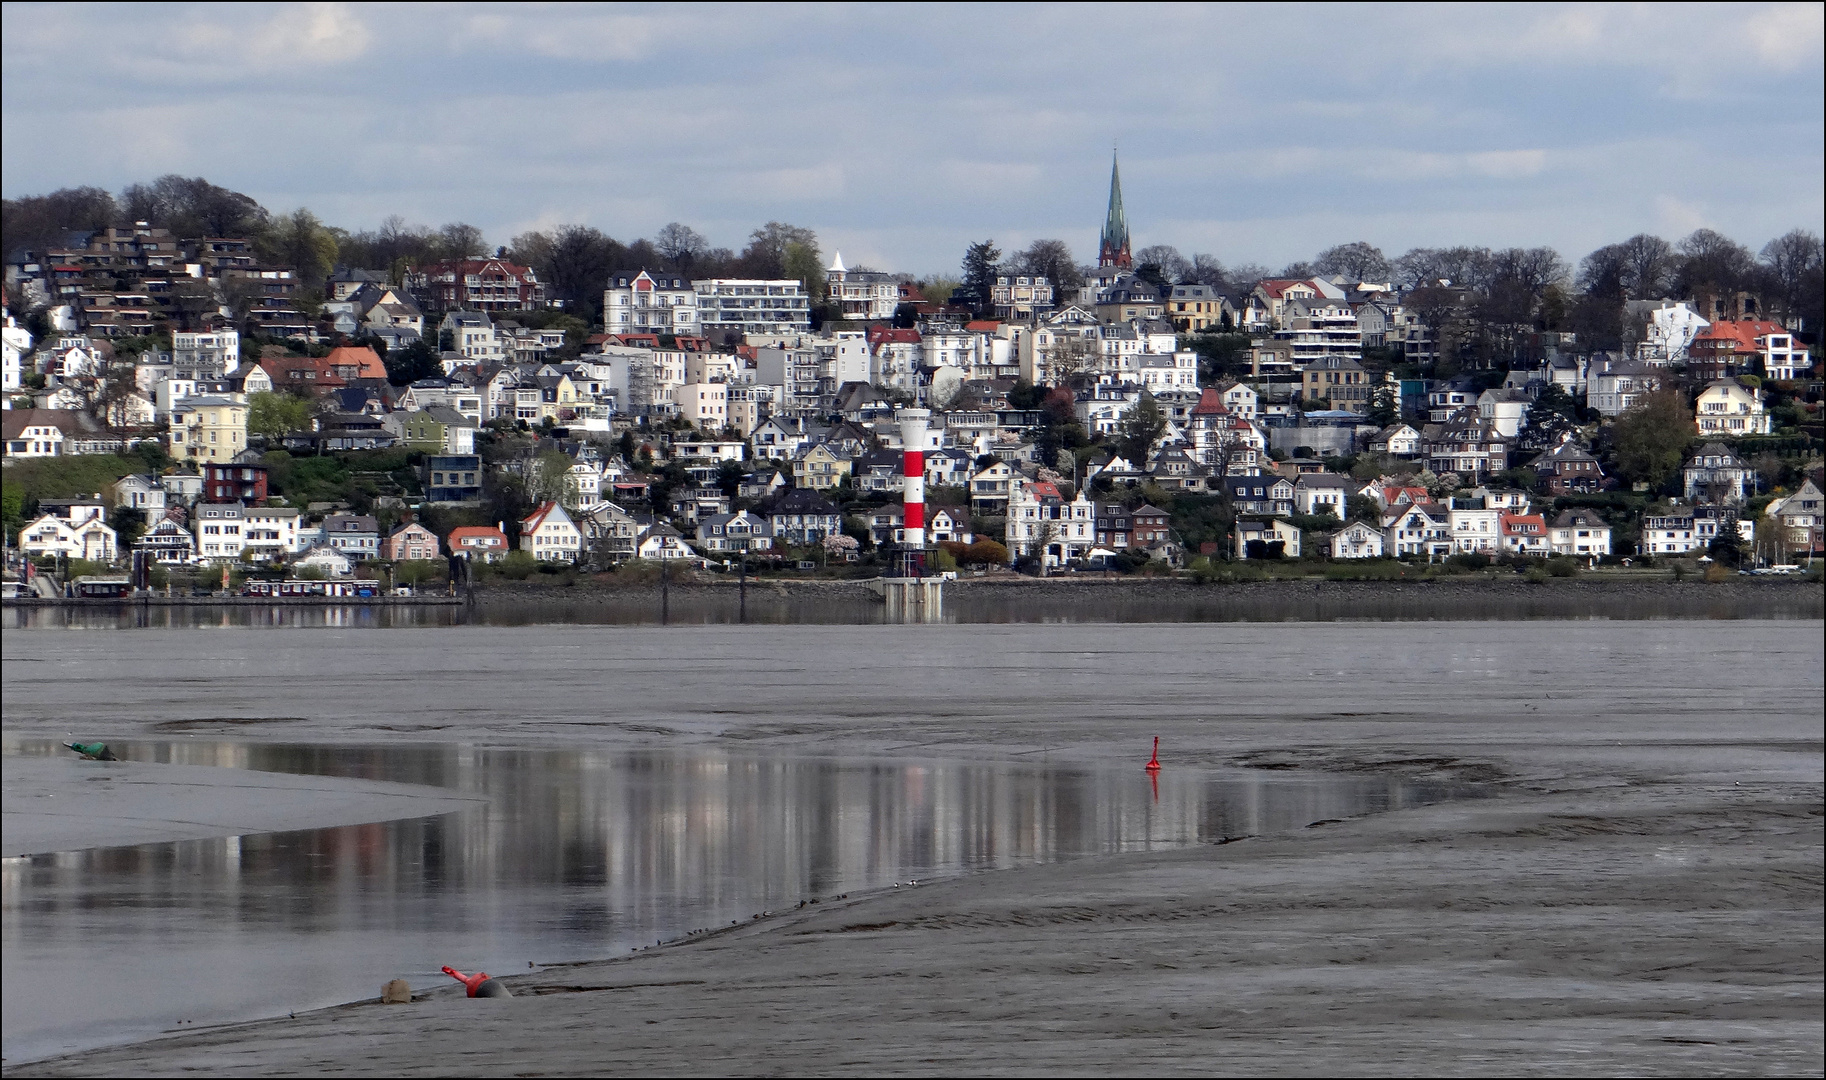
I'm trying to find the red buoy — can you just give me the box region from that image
[1145,736,1161,773]
[442,966,492,997]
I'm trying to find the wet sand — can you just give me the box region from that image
[13,683,1821,1075]
[2,757,486,857]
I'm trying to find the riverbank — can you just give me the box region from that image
[11,619,1820,1075]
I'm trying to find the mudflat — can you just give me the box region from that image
[1,757,486,857]
[11,622,1821,1076]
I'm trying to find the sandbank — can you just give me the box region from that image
[1,757,486,858]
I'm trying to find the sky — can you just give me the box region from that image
[3,2,1823,277]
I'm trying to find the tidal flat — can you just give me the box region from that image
[3,619,1820,1075]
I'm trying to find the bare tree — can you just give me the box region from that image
[1760,228,1824,330]
[1616,233,1673,299]
[1012,239,1083,293]
[1675,228,1756,302]
[1314,241,1391,283]
[435,222,486,262]
[654,222,709,270]
[1134,244,1191,284]
[1043,334,1100,385]
[1186,253,1226,288]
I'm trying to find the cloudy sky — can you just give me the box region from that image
[3,2,1822,276]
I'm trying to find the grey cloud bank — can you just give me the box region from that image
[3,2,1821,273]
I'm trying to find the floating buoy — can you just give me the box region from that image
[1145,736,1161,773]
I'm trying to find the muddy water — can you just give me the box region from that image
[0,741,1467,1063]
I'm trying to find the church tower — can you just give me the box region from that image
[1098,151,1132,270]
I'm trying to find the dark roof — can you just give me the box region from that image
[759,488,841,517]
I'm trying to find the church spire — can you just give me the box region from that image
[1098,151,1132,269]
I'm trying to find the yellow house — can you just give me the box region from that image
[168,395,248,463]
[792,442,852,490]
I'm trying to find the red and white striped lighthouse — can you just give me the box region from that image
[898,408,930,571]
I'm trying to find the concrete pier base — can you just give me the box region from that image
[869,577,945,621]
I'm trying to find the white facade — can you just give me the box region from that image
[1448,506,1501,553]
[679,382,729,428]
[1757,329,1808,381]
[242,507,303,560]
[1694,381,1771,436]
[192,502,247,561]
[1586,361,1662,418]
[1636,301,1708,365]
[521,502,581,561]
[825,254,900,321]
[171,330,239,377]
[1,313,30,392]
[1330,521,1384,559]
[19,507,116,563]
[694,279,811,336]
[604,271,698,337]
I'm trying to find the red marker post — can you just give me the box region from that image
[1145,736,1161,773]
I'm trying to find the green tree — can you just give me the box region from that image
[384,339,442,387]
[1366,381,1400,428]
[959,240,1002,317]
[1117,389,1165,466]
[259,208,339,290]
[1609,389,1692,489]
[247,391,314,439]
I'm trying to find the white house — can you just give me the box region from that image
[242,506,303,561]
[1293,473,1352,518]
[1476,388,1531,439]
[1234,518,1302,559]
[521,501,581,561]
[1694,380,1771,436]
[19,503,117,563]
[1549,509,1612,559]
[1634,300,1708,365]
[1329,521,1384,559]
[1448,503,1502,553]
[1383,504,1452,560]
[1586,360,1662,418]
[296,546,355,577]
[1368,423,1421,457]
[192,502,247,561]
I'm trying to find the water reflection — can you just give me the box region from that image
[7,582,1814,630]
[1,740,1463,1062]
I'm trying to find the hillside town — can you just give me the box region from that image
[2,160,1822,595]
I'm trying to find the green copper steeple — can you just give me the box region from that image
[1098,151,1131,269]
